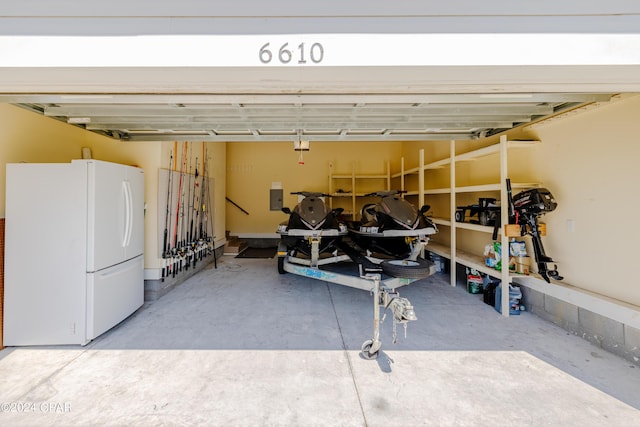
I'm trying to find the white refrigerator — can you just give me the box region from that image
[4,160,144,346]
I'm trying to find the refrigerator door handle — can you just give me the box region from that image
[126,180,134,247]
[122,180,133,247]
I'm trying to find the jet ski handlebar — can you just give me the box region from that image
[364,190,407,197]
[290,191,332,198]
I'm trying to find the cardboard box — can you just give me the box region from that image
[504,223,546,237]
[504,224,521,237]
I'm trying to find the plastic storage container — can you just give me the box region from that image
[494,284,524,315]
[482,276,500,306]
[466,267,484,294]
[429,253,449,273]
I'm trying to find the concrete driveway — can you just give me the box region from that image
[1,257,639,426]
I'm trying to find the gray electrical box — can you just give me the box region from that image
[270,189,283,211]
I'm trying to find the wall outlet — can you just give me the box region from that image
[566,219,575,233]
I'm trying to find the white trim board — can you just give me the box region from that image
[2,34,640,68]
[513,276,640,330]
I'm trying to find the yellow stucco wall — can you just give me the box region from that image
[397,95,640,307]
[1,105,228,275]
[525,95,640,307]
[225,141,402,235]
[0,104,161,270]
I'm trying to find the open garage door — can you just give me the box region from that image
[2,2,640,137]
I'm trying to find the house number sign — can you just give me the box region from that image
[258,42,324,64]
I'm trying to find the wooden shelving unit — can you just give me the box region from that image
[328,161,390,220]
[394,135,540,316]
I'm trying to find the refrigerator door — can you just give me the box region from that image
[86,160,144,272]
[124,166,145,260]
[86,255,144,340]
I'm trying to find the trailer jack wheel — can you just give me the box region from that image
[277,256,286,274]
[360,339,380,360]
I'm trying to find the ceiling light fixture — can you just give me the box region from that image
[293,130,309,151]
[294,130,309,165]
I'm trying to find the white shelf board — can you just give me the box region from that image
[391,141,539,179]
[424,187,452,195]
[427,242,525,280]
[392,165,420,178]
[331,193,353,197]
[512,275,640,330]
[431,217,451,226]
[508,140,540,147]
[425,241,451,259]
[454,248,520,280]
[455,221,510,236]
[454,183,500,193]
[453,182,540,193]
[511,182,540,189]
[454,140,539,163]
[354,174,388,179]
[331,174,353,179]
[424,158,451,169]
[455,248,499,277]
[455,144,500,162]
[455,221,495,234]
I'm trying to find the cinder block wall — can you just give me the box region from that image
[520,287,640,366]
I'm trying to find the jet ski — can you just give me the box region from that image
[348,190,438,267]
[277,191,348,271]
[276,191,424,360]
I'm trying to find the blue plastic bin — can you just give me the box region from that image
[494,284,523,315]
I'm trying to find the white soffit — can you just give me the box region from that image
[1,33,640,94]
[1,34,640,67]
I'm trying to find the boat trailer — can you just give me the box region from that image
[278,237,434,360]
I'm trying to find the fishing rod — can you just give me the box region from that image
[162,149,173,280]
[186,145,193,244]
[190,157,199,246]
[184,144,193,270]
[198,144,215,267]
[172,143,184,251]
[181,142,189,268]
[182,142,191,251]
[189,157,199,268]
[173,142,188,275]
[198,146,207,246]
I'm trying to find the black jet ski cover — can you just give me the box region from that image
[294,195,329,229]
[380,195,419,229]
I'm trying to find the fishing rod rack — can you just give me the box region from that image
[160,142,217,281]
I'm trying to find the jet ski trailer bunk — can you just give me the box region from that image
[276,191,437,360]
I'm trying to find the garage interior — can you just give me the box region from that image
[2,2,640,425]
[2,89,640,425]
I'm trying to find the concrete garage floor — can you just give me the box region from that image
[1,256,639,426]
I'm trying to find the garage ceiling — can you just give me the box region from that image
[3,92,613,142]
